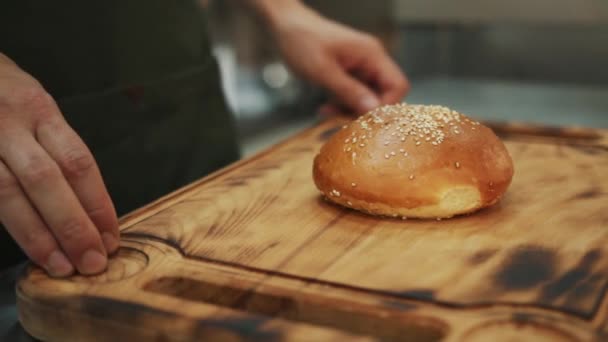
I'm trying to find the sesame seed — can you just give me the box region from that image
[347,201,353,206]
[384,141,389,146]
[403,152,409,156]
[357,103,466,149]
[346,147,352,152]
[352,137,357,143]
[409,174,415,180]
[401,216,408,220]
[455,162,461,168]
[399,148,405,153]
[345,138,350,143]
[384,154,390,159]
[390,151,396,156]
[359,143,365,147]
[351,183,357,187]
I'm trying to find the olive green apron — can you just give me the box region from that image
[0,0,240,268]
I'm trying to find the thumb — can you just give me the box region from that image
[315,65,380,115]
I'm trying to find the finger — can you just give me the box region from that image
[0,129,107,275]
[36,116,119,254]
[0,159,73,277]
[364,50,410,105]
[318,103,348,118]
[311,61,380,115]
[319,103,340,117]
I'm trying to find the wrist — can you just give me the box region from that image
[246,0,309,32]
[0,53,16,67]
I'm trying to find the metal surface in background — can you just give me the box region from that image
[392,0,608,24]
[407,78,608,128]
[208,0,608,139]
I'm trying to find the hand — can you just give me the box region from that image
[0,54,119,277]
[262,2,410,115]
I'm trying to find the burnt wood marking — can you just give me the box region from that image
[494,245,557,290]
[540,250,602,304]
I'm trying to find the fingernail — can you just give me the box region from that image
[79,249,107,275]
[102,232,119,254]
[360,96,380,112]
[46,251,74,277]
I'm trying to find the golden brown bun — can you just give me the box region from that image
[313,103,514,219]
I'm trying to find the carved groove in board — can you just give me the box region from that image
[119,233,608,322]
[143,276,448,342]
[25,294,287,341]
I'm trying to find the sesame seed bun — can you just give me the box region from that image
[313,103,514,219]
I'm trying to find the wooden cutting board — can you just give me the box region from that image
[16,117,608,341]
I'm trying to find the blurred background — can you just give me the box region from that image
[206,0,608,156]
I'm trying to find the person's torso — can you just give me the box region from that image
[1,0,240,215]
[2,0,215,97]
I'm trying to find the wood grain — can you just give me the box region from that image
[17,117,608,341]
